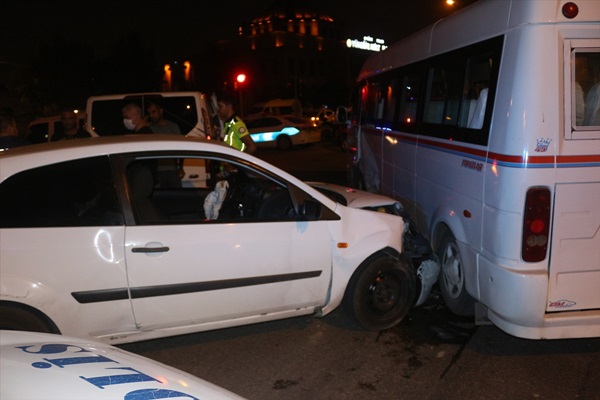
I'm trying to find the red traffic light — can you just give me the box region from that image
[236,73,247,84]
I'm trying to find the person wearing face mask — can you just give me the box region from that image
[122,103,153,134]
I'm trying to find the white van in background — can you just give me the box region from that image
[85,92,217,139]
[246,98,303,119]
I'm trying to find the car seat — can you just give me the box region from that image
[127,163,165,223]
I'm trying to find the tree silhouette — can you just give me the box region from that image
[94,32,161,94]
[28,32,162,114]
[33,35,96,111]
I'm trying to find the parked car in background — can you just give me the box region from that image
[0,135,436,345]
[311,107,336,127]
[246,115,322,150]
[0,330,246,399]
[311,106,350,146]
[26,112,87,144]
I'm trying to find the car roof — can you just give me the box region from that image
[2,134,209,156]
[0,135,224,176]
[0,134,338,210]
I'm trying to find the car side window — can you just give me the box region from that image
[0,156,123,228]
[245,119,264,129]
[124,155,299,225]
[263,118,281,127]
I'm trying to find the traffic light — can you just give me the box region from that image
[236,73,247,84]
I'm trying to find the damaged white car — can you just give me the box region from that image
[1,135,436,344]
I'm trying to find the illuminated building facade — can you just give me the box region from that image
[213,0,369,111]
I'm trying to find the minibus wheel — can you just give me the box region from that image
[344,253,416,330]
[437,233,475,316]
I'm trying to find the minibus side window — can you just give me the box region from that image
[565,41,600,139]
[364,81,383,127]
[459,54,493,130]
[423,66,446,124]
[423,61,464,127]
[397,72,421,133]
[382,78,399,130]
[574,52,600,127]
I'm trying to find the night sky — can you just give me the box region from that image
[2,0,476,67]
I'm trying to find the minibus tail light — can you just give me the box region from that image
[522,187,551,262]
[562,2,579,19]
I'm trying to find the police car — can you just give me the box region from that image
[0,330,245,399]
[0,135,437,345]
[245,115,322,150]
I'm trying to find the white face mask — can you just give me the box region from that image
[123,118,136,131]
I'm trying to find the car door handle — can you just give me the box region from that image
[132,246,170,253]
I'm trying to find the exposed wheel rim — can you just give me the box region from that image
[441,242,464,300]
[366,271,402,314]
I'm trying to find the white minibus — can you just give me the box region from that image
[350,0,600,339]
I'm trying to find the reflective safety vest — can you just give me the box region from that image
[223,116,249,152]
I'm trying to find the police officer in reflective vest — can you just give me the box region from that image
[216,94,257,155]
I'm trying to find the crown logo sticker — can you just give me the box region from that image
[535,138,551,152]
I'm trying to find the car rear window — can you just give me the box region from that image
[0,156,123,228]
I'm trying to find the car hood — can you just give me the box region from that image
[307,182,402,211]
[0,330,245,400]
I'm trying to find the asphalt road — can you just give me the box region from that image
[121,290,600,400]
[121,141,600,400]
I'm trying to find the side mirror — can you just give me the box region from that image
[298,199,321,220]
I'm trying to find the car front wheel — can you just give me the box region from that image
[344,253,416,330]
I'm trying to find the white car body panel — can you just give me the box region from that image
[1,226,136,338]
[125,221,331,330]
[307,182,405,209]
[0,330,246,399]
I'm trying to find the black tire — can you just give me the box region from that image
[344,254,416,330]
[437,232,475,316]
[0,303,57,333]
[276,135,292,150]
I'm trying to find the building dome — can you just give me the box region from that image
[251,0,334,25]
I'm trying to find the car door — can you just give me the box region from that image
[121,153,332,330]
